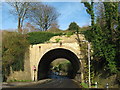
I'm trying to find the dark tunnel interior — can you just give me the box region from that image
[37,48,80,80]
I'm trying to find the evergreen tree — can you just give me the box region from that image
[83,2,94,26]
[68,22,80,32]
[83,2,119,74]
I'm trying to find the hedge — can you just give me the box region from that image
[27,31,62,44]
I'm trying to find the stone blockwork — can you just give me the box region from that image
[7,34,86,81]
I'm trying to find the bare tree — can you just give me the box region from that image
[8,2,30,33]
[28,3,60,31]
[51,21,59,28]
[23,22,36,33]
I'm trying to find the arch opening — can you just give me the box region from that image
[37,48,80,80]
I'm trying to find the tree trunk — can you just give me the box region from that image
[91,1,94,26]
[18,17,22,33]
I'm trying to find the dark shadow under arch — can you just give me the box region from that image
[37,48,80,80]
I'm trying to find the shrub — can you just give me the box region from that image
[66,32,74,37]
[55,38,62,43]
[80,83,89,88]
[27,32,55,44]
[27,31,62,44]
[116,72,120,83]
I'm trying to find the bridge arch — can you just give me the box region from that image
[37,48,80,80]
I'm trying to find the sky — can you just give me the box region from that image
[1,2,91,30]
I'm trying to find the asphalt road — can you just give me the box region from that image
[13,79,81,88]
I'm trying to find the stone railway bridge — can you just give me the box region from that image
[8,42,85,82]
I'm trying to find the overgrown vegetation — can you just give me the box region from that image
[82,2,120,86]
[2,31,29,81]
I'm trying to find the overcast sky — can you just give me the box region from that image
[1,2,91,30]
